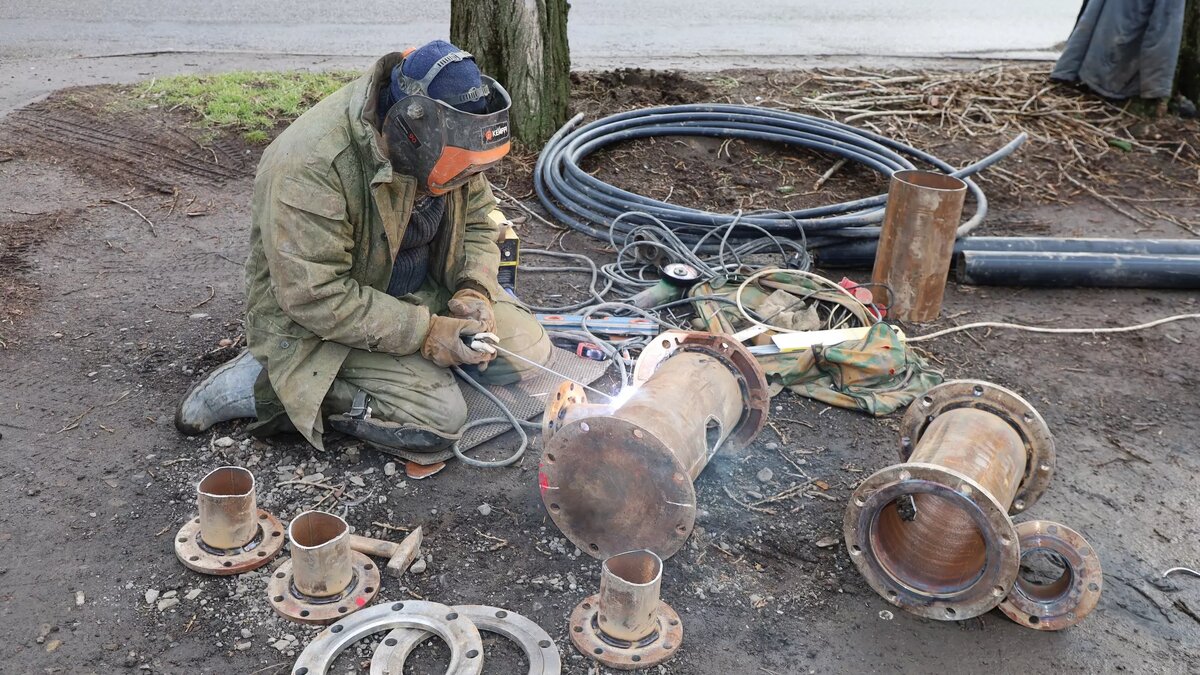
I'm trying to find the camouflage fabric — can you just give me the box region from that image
[693,273,942,416]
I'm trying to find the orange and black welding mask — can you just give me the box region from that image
[382,50,512,195]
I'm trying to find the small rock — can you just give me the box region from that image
[240,628,253,639]
[235,642,252,651]
[75,591,85,607]
[477,503,492,517]
[45,639,62,653]
[815,536,839,548]
[746,490,764,500]
[764,442,779,450]
[272,639,291,652]
[156,598,179,612]
[410,558,428,574]
[383,462,398,477]
[879,610,894,620]
[213,437,235,448]
[188,313,210,320]
[161,590,177,599]
[184,588,202,601]
[348,475,365,487]
[756,467,774,483]
[218,338,234,348]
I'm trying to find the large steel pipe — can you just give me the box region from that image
[174,466,286,575]
[569,550,683,670]
[870,170,967,321]
[844,380,1056,620]
[540,331,769,560]
[268,511,381,624]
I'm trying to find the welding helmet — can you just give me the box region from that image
[382,49,512,195]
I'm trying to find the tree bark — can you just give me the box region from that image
[451,0,571,147]
[1179,0,1200,101]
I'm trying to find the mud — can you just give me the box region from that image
[1,69,1198,674]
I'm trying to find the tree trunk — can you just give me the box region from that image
[1179,0,1200,102]
[451,0,571,147]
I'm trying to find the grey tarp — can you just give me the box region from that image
[1052,0,1186,99]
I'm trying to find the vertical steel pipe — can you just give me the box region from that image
[844,380,1056,620]
[871,170,967,321]
[289,511,354,598]
[196,466,257,550]
[598,550,664,641]
[541,331,768,560]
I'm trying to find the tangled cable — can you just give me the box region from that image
[534,104,1026,252]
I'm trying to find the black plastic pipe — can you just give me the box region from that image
[817,237,1200,269]
[534,105,1026,251]
[956,251,1200,289]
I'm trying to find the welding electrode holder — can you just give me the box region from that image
[843,380,1057,621]
[540,331,769,561]
[174,466,286,576]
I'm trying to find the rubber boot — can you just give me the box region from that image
[174,350,262,435]
[326,391,461,464]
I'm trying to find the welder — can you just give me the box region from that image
[174,40,551,456]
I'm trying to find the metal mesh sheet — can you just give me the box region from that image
[457,347,610,450]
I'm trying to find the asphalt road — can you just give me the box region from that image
[0,0,1081,115]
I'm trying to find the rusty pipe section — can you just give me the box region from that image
[288,511,354,598]
[871,170,967,321]
[541,331,769,560]
[197,466,257,550]
[844,380,1056,620]
[599,550,664,641]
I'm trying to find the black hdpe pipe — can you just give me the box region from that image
[817,236,1200,269]
[534,104,1026,252]
[956,251,1200,289]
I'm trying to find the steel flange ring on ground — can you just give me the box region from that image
[371,604,562,675]
[174,508,286,575]
[843,462,1021,620]
[291,600,484,675]
[568,593,683,670]
[899,379,1056,514]
[267,551,382,625]
[998,520,1103,630]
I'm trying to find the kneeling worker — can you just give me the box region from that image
[174,40,551,455]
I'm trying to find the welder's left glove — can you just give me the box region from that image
[448,285,495,333]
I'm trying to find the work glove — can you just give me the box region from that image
[448,286,495,333]
[421,315,495,369]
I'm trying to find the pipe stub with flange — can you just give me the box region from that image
[174,466,286,575]
[268,511,381,625]
[540,331,769,561]
[899,379,1055,514]
[569,550,683,670]
[844,380,1053,620]
[998,520,1102,630]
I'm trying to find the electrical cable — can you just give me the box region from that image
[535,105,1026,252]
[907,313,1200,343]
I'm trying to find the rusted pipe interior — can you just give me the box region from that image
[599,550,664,642]
[288,511,354,598]
[1015,549,1074,604]
[196,466,257,550]
[868,408,1026,595]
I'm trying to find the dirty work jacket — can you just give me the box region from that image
[243,53,504,449]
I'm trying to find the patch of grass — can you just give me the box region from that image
[136,71,357,143]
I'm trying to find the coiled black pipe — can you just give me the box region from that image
[956,251,1200,289]
[534,104,1026,251]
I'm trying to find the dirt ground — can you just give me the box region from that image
[2,67,1199,674]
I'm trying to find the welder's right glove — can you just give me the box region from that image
[421,315,495,369]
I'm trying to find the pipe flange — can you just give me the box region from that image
[900,379,1055,514]
[267,551,381,625]
[174,509,286,576]
[370,604,561,675]
[291,600,484,675]
[631,330,769,454]
[543,380,589,440]
[843,462,1021,620]
[998,520,1102,630]
[568,593,683,671]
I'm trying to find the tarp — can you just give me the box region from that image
[1052,0,1186,99]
